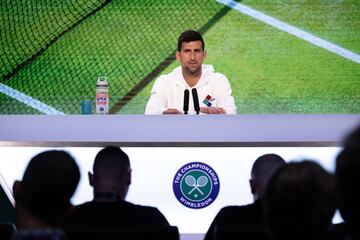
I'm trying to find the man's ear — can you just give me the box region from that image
[13,180,22,201]
[88,172,94,187]
[203,50,207,60]
[127,169,132,186]
[175,51,180,61]
[249,179,256,195]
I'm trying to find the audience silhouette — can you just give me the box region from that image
[12,150,80,240]
[263,160,336,240]
[204,153,285,240]
[66,146,171,227]
[6,134,355,240]
[327,124,360,239]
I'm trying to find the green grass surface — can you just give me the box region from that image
[1,0,359,114]
[0,0,107,78]
[1,0,223,114]
[0,93,42,114]
[244,0,360,53]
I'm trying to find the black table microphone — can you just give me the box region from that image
[183,89,189,114]
[192,88,200,114]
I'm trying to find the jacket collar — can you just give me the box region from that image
[174,64,212,89]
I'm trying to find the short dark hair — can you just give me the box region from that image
[251,153,285,181]
[19,150,80,226]
[177,29,205,51]
[93,146,130,178]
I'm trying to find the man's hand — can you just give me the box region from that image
[200,107,226,114]
[162,108,183,114]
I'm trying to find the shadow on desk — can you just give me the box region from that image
[214,224,269,240]
[0,223,16,240]
[65,225,179,240]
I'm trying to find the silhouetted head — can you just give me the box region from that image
[263,160,336,240]
[336,124,360,230]
[89,146,131,201]
[250,153,286,200]
[13,150,80,227]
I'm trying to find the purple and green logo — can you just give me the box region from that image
[173,162,220,209]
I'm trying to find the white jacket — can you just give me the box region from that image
[145,64,237,114]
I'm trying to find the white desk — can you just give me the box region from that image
[1,114,357,239]
[0,114,359,146]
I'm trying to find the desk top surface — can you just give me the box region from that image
[0,114,359,146]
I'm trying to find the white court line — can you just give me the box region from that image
[217,0,360,64]
[0,83,65,115]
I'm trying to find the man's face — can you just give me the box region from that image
[176,41,206,75]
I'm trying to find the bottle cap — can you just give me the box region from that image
[96,76,108,87]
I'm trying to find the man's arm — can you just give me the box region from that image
[145,78,168,114]
[200,107,226,114]
[162,108,182,114]
[214,74,237,114]
[199,73,236,115]
[145,76,183,114]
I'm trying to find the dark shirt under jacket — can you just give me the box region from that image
[325,222,360,240]
[204,200,263,240]
[66,200,170,227]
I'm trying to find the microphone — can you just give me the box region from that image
[192,88,200,114]
[183,89,189,114]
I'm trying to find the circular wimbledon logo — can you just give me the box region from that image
[173,162,220,209]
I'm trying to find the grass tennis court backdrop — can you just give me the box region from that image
[1,0,359,114]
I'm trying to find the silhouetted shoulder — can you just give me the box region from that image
[216,201,262,225]
[127,202,170,225]
[67,200,169,227]
[204,201,262,240]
